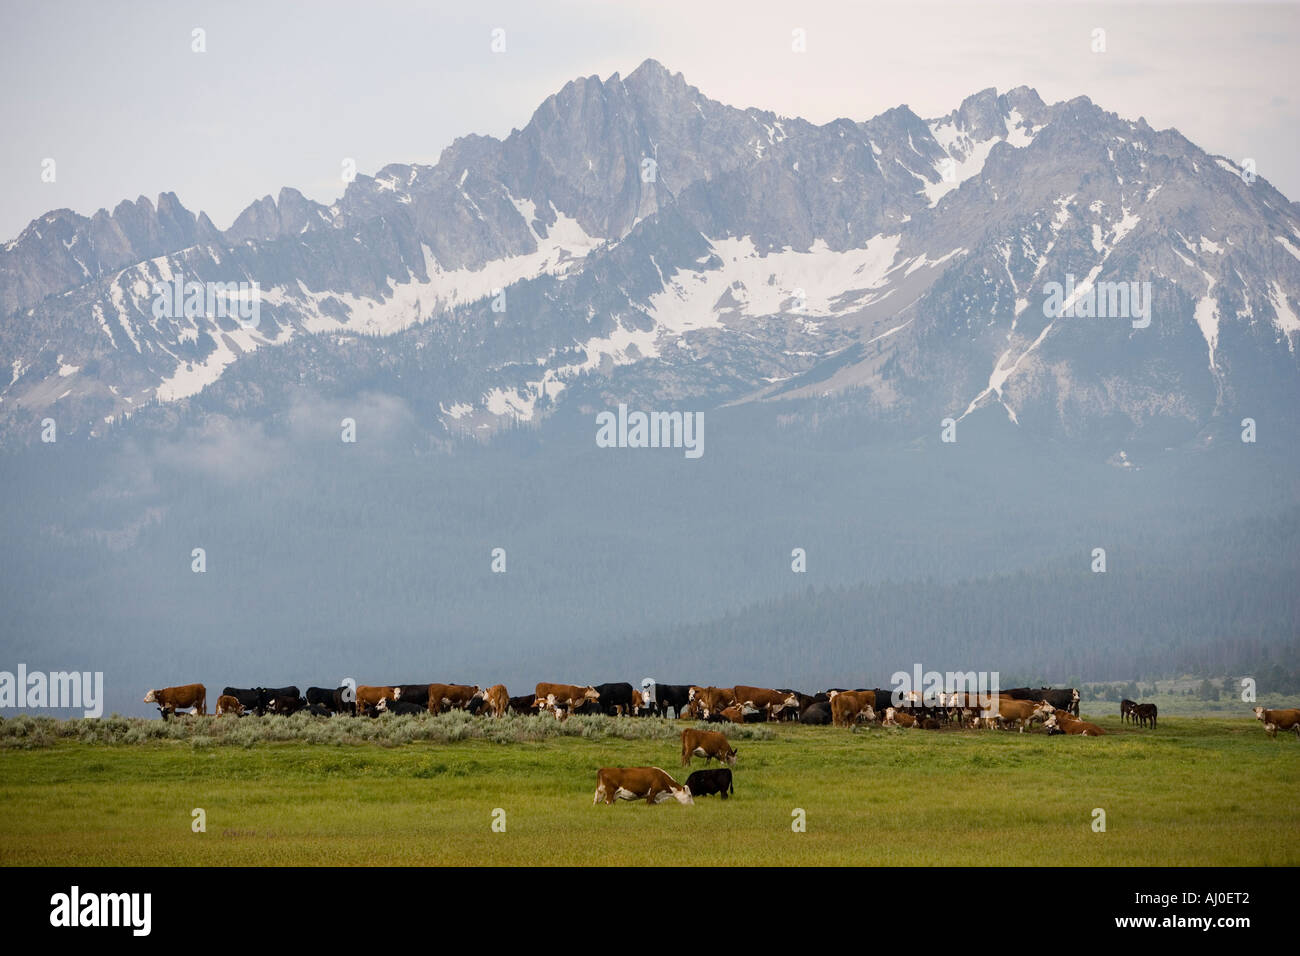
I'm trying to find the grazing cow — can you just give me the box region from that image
[354,685,396,717]
[392,684,433,707]
[799,701,832,725]
[143,684,206,718]
[1134,703,1158,729]
[986,698,1054,732]
[734,686,800,721]
[1120,699,1137,724]
[1044,713,1105,736]
[480,684,509,717]
[214,695,244,716]
[377,698,425,716]
[684,768,734,799]
[221,686,264,715]
[535,683,600,714]
[641,680,692,719]
[508,694,539,716]
[831,691,876,728]
[425,684,481,714]
[681,728,738,766]
[306,686,352,715]
[593,767,694,806]
[593,682,636,717]
[1253,706,1300,739]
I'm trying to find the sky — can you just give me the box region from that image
[1,0,1297,240]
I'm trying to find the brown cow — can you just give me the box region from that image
[593,767,694,806]
[535,683,600,714]
[688,686,736,718]
[425,684,480,714]
[831,691,875,727]
[214,694,243,716]
[1046,713,1106,736]
[481,684,509,717]
[143,684,206,717]
[630,689,646,716]
[883,707,917,728]
[681,728,737,766]
[354,685,396,716]
[986,697,1054,732]
[716,705,747,724]
[734,685,799,720]
[1253,706,1300,739]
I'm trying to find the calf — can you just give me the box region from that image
[214,695,244,716]
[1134,703,1158,729]
[684,768,734,799]
[799,701,832,725]
[883,707,917,728]
[1253,706,1300,739]
[594,767,693,806]
[681,728,737,766]
[221,686,264,716]
[306,703,333,717]
[508,694,539,716]
[258,686,301,713]
[1120,699,1137,724]
[481,684,509,717]
[143,684,206,718]
[267,696,306,716]
[377,698,425,716]
[306,686,352,714]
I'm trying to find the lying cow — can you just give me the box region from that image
[143,684,206,718]
[1254,706,1300,739]
[883,707,917,728]
[593,767,693,806]
[684,768,733,799]
[214,694,244,716]
[799,701,832,725]
[681,728,737,766]
[1045,713,1105,736]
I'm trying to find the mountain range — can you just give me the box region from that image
[4,58,1299,449]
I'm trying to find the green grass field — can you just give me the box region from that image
[1,713,1296,865]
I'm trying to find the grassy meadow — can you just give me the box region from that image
[1,711,1296,866]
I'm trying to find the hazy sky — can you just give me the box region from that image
[1,0,1297,240]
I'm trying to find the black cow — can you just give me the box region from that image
[1120,699,1137,724]
[258,686,301,713]
[377,699,425,716]
[1135,703,1158,729]
[306,686,353,714]
[393,684,432,706]
[800,701,832,725]
[222,686,265,715]
[777,690,813,721]
[1004,687,1080,716]
[508,694,539,716]
[306,703,333,717]
[268,696,306,715]
[594,682,635,717]
[685,768,733,799]
[640,680,692,719]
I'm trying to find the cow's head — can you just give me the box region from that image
[142,690,158,703]
[860,705,876,723]
[1071,688,1081,703]
[883,707,897,726]
[1044,714,1059,731]
[1253,706,1266,721]
[392,687,403,700]
[377,697,391,712]
[724,747,738,766]
[583,687,600,702]
[670,786,694,805]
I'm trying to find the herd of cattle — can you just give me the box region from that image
[138,681,1299,805]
